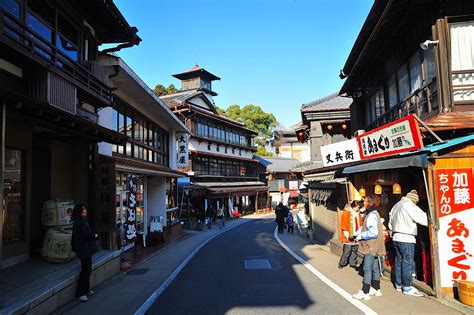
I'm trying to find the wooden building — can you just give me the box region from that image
[0,0,140,268]
[337,0,474,300]
[160,66,268,222]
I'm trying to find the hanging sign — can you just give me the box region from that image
[125,174,137,243]
[435,168,474,289]
[357,114,423,160]
[320,138,361,167]
[177,133,189,168]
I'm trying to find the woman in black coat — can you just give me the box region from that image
[71,204,98,302]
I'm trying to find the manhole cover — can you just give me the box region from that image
[244,259,272,270]
[127,268,150,275]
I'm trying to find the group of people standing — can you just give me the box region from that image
[338,190,428,301]
[275,202,295,234]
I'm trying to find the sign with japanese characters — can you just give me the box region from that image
[435,168,474,288]
[357,115,423,160]
[320,138,361,167]
[177,133,189,168]
[289,181,299,190]
[125,174,137,243]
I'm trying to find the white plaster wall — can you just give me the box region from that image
[147,176,167,225]
[98,107,113,156]
[188,138,253,159]
[169,129,177,170]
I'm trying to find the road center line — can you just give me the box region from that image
[274,227,378,315]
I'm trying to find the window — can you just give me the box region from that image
[1,0,21,19]
[387,74,398,108]
[423,49,436,82]
[450,22,474,101]
[3,149,24,244]
[397,63,410,102]
[408,51,422,93]
[57,14,78,61]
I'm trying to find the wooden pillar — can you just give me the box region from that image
[0,102,6,261]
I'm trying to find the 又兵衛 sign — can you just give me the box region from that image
[321,138,361,167]
[435,168,474,288]
[357,115,423,160]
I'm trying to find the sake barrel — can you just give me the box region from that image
[42,199,74,227]
[41,227,75,262]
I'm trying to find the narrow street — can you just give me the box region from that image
[146,218,365,315]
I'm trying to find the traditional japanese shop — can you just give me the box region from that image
[339,126,474,299]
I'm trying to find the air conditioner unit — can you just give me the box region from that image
[354,129,365,137]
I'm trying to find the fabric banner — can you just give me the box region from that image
[125,174,137,243]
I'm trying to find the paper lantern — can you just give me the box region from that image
[359,187,366,197]
[341,123,348,130]
[327,124,333,131]
[392,183,402,194]
[374,184,383,195]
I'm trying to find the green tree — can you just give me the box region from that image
[256,146,273,156]
[153,84,167,96]
[166,84,178,95]
[218,104,277,149]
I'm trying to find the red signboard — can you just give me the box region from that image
[357,115,424,160]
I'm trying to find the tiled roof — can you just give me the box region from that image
[301,93,352,112]
[255,156,301,173]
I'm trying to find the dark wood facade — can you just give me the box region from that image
[341,0,474,138]
[0,0,139,268]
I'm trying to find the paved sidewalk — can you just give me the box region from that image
[277,228,470,315]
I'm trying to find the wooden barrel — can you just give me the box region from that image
[42,199,74,227]
[458,280,474,306]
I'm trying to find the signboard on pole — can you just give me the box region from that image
[125,174,137,243]
[177,133,189,168]
[357,114,423,160]
[435,168,474,288]
[320,138,361,167]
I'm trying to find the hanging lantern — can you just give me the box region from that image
[327,124,333,131]
[341,123,348,130]
[374,184,383,195]
[359,187,366,197]
[392,183,402,194]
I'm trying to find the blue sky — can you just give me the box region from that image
[113,0,372,129]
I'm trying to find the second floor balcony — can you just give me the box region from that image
[0,6,112,106]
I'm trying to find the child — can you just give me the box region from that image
[287,211,294,234]
[338,200,363,269]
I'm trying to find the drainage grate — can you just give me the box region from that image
[127,268,150,275]
[244,259,272,270]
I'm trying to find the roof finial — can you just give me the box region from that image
[194,51,198,68]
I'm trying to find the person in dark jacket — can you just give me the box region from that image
[71,204,98,302]
[275,203,286,233]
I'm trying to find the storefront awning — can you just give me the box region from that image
[304,171,335,181]
[342,154,428,174]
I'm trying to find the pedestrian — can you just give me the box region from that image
[287,211,294,234]
[71,204,99,302]
[217,206,225,229]
[205,205,214,229]
[352,194,386,300]
[275,203,285,233]
[338,200,363,269]
[388,189,427,297]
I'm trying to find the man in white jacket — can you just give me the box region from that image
[388,190,427,297]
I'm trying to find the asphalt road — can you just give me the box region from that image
[147,218,364,315]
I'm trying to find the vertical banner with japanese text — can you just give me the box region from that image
[435,168,474,288]
[125,174,137,243]
[177,133,189,168]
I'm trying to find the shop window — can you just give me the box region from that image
[166,177,177,209]
[3,149,24,244]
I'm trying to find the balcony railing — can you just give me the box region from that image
[451,69,474,104]
[367,79,438,130]
[0,10,112,105]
